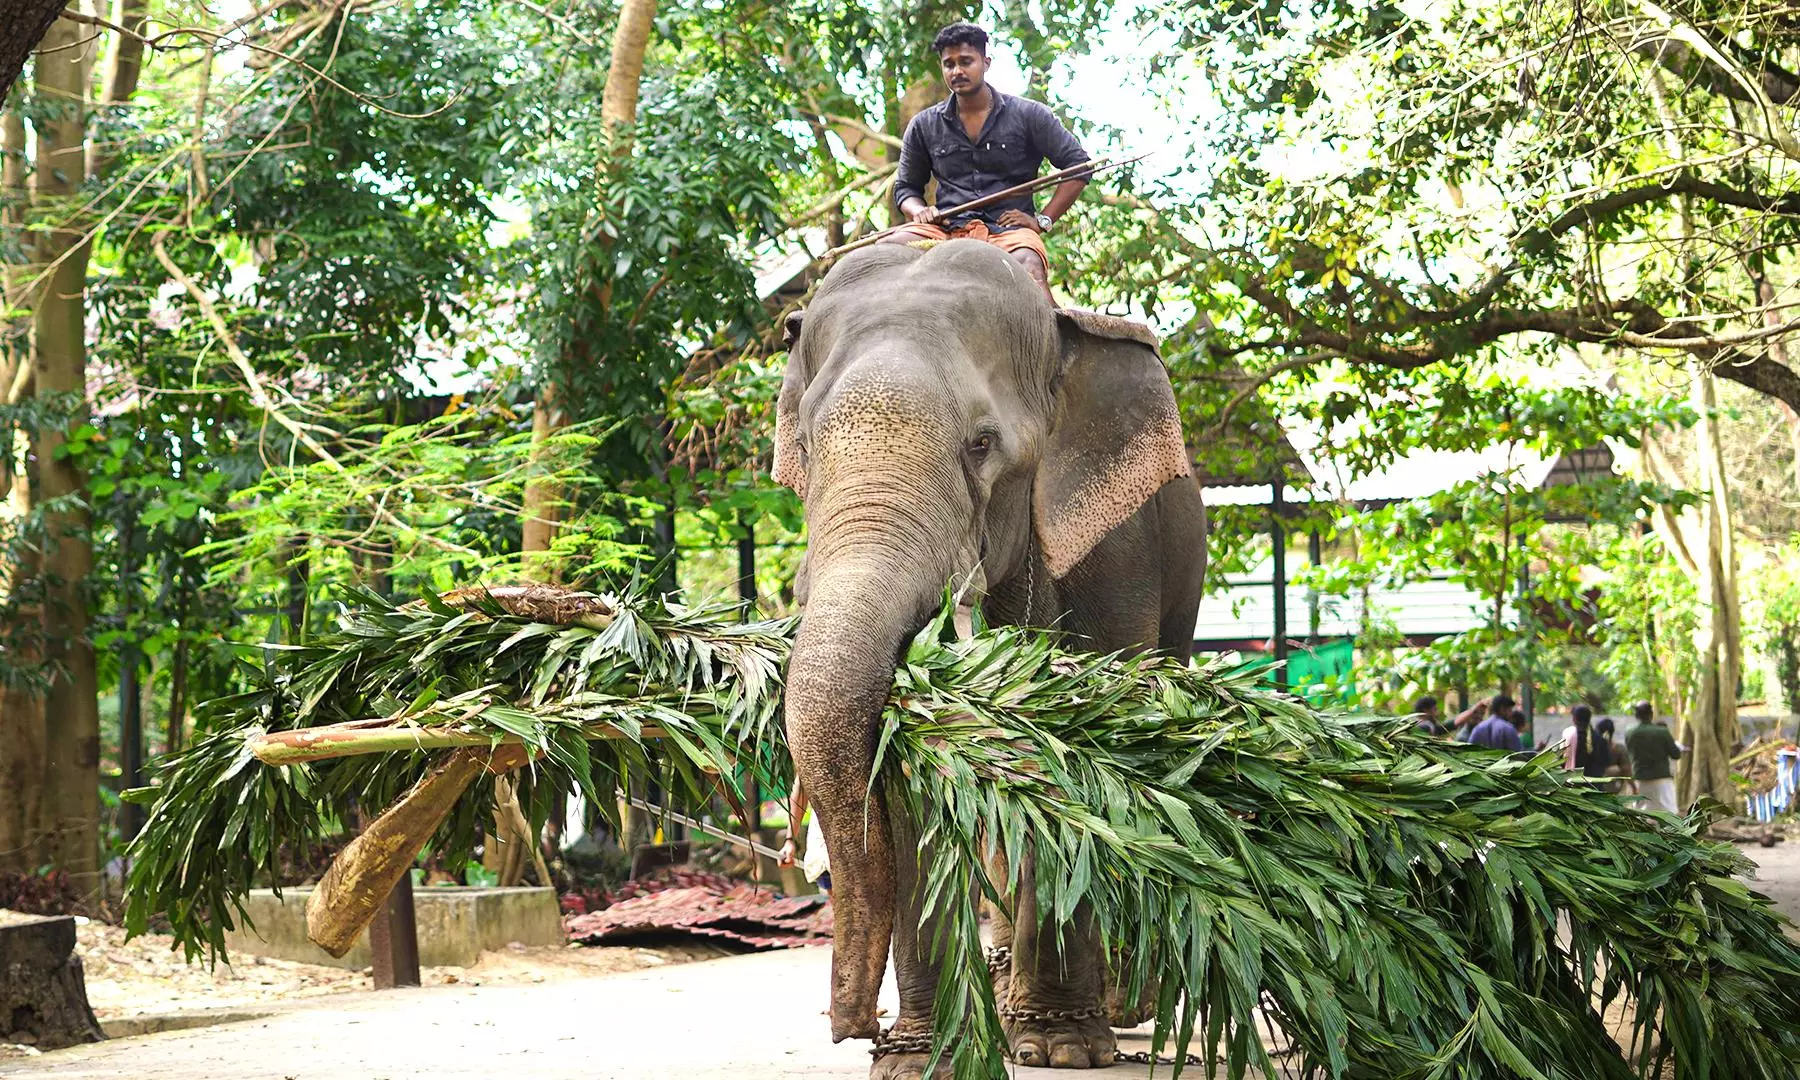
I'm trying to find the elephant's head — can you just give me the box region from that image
[773,239,1191,1041]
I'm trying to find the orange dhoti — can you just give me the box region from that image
[887,219,1051,275]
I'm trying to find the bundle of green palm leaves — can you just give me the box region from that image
[125,587,1800,1079]
[123,585,794,959]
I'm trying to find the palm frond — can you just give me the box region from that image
[124,584,794,961]
[884,603,1800,1079]
[125,588,1800,1079]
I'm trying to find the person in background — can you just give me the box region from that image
[1595,716,1625,792]
[1469,694,1524,751]
[1413,695,1447,736]
[1624,701,1683,814]
[1564,704,1612,778]
[777,781,831,895]
[1441,695,1492,741]
[1510,706,1533,749]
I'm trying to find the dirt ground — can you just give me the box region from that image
[65,918,729,1034]
[6,831,1794,1062]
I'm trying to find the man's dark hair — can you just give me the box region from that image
[1573,704,1592,724]
[1491,693,1515,715]
[933,22,988,54]
[1633,700,1654,723]
[1413,694,1437,715]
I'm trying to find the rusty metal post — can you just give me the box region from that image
[368,871,420,989]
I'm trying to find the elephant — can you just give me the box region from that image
[774,238,1207,1078]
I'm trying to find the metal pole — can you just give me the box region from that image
[118,507,144,840]
[736,513,757,616]
[1307,530,1322,645]
[368,870,421,989]
[1517,534,1534,737]
[1271,475,1287,689]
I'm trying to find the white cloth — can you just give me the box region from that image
[1638,777,1680,815]
[801,814,830,883]
[1552,724,1577,767]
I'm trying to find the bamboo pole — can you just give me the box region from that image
[249,721,666,766]
[825,153,1147,258]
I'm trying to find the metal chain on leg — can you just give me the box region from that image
[985,944,1011,982]
[870,1026,937,1059]
[1114,1047,1209,1066]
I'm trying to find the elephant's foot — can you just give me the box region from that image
[1105,975,1157,1029]
[1001,1007,1117,1068]
[869,1052,953,1080]
[869,1023,952,1080]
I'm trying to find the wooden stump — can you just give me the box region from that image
[0,913,103,1050]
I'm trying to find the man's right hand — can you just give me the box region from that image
[904,202,941,225]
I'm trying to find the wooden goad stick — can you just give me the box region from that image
[824,151,1150,259]
[304,744,528,958]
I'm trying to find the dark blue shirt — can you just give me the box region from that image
[1469,715,1524,752]
[894,88,1090,230]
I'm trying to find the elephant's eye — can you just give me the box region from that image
[968,433,996,458]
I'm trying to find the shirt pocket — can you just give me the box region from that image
[974,120,1034,180]
[931,142,974,181]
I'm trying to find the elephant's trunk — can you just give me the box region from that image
[786,560,931,1042]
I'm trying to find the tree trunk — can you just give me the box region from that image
[518,0,658,579]
[31,16,101,897]
[0,100,46,875]
[0,914,102,1051]
[101,0,146,105]
[1677,367,1742,806]
[513,0,661,865]
[0,591,47,873]
[0,0,70,106]
[599,0,656,136]
[519,385,564,583]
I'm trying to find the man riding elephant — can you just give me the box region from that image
[881,21,1092,303]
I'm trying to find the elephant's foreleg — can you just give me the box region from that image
[982,844,1015,1002]
[871,802,955,1080]
[1002,851,1116,1069]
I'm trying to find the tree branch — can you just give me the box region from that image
[0,0,71,105]
[1635,38,1800,106]
[1628,0,1800,160]
[1236,294,1800,412]
[151,233,480,558]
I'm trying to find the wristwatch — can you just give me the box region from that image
[1034,212,1054,232]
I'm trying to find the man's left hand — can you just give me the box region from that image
[998,209,1041,232]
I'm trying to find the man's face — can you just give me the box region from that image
[939,44,990,97]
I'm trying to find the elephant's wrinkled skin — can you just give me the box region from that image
[775,240,1206,1077]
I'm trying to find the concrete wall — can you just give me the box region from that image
[222,886,563,970]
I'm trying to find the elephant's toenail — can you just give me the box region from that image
[1016,1044,1047,1066]
[1049,1043,1090,1068]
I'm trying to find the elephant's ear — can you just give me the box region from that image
[1033,309,1192,578]
[772,311,808,496]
